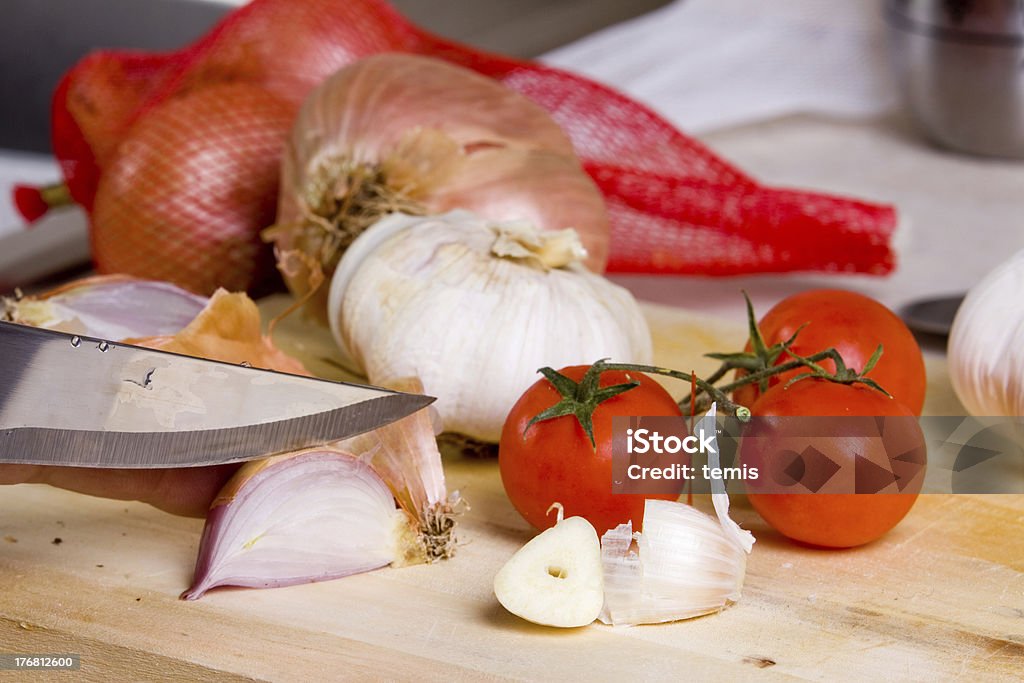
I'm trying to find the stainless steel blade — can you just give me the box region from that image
[0,321,434,467]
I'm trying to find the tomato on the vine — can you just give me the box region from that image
[733,290,926,415]
[499,365,682,535]
[740,379,926,548]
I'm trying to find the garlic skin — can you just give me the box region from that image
[600,405,754,626]
[600,501,749,626]
[328,210,653,442]
[949,250,1024,416]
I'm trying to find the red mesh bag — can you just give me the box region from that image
[49,0,896,291]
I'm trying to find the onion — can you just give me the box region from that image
[267,53,609,320]
[182,448,408,599]
[2,275,207,339]
[91,84,294,295]
[184,380,456,599]
[133,288,308,376]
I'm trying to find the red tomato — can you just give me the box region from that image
[740,379,925,548]
[499,365,682,535]
[733,290,926,415]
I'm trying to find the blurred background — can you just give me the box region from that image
[1,0,1022,326]
[0,0,671,153]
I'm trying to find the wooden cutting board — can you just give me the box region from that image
[1,299,1021,681]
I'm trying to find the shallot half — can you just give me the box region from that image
[184,380,456,599]
[1,275,207,339]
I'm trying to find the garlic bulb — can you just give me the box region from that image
[268,53,609,320]
[949,250,1024,416]
[327,210,652,442]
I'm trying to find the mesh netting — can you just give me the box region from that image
[52,0,895,277]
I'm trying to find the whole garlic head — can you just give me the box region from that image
[949,250,1024,417]
[328,211,653,442]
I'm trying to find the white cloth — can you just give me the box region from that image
[543,0,898,134]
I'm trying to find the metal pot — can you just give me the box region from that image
[885,0,1024,158]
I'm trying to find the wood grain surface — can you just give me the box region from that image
[1,299,1021,681]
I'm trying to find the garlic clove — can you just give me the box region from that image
[599,500,750,626]
[494,507,604,628]
[599,405,754,626]
[183,449,410,600]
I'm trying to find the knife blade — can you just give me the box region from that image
[0,321,434,468]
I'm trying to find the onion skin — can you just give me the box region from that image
[132,289,309,377]
[272,54,609,317]
[3,275,208,339]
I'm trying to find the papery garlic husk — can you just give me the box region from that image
[182,448,412,600]
[600,500,749,626]
[600,404,754,626]
[327,210,653,442]
[1,275,207,339]
[268,53,609,320]
[949,249,1024,417]
[184,384,457,599]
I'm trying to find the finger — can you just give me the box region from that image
[5,465,241,518]
[0,464,42,486]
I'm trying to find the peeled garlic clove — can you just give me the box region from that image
[328,210,652,442]
[183,449,410,600]
[494,507,604,628]
[2,275,207,339]
[949,249,1024,416]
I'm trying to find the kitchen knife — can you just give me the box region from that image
[0,321,434,468]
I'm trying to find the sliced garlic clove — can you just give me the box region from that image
[494,510,604,628]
